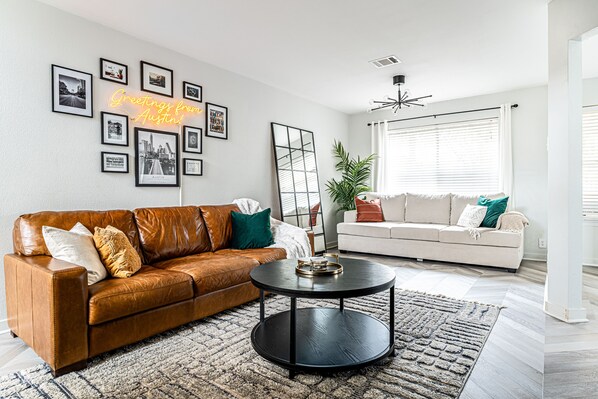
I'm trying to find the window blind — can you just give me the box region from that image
[583,109,598,215]
[385,118,500,194]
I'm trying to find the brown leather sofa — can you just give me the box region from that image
[4,204,314,376]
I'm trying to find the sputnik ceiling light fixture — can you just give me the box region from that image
[368,75,432,113]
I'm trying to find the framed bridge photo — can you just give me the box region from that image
[134,127,179,187]
[51,64,93,118]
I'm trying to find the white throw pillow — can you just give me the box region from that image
[42,222,107,285]
[457,204,488,228]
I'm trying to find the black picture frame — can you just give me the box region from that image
[183,125,203,154]
[101,111,129,146]
[101,152,129,173]
[183,81,202,103]
[183,158,203,176]
[51,64,93,118]
[140,61,173,97]
[100,58,128,85]
[205,102,228,140]
[134,127,179,187]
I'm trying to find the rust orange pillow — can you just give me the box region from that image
[355,196,384,222]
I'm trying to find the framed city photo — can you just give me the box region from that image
[101,152,128,173]
[101,111,129,146]
[183,81,202,102]
[183,125,202,153]
[135,127,179,187]
[140,61,173,97]
[205,102,228,140]
[51,64,93,118]
[183,158,203,176]
[100,58,128,85]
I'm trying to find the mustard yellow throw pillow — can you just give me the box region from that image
[93,225,141,278]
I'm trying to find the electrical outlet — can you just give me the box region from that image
[538,238,547,249]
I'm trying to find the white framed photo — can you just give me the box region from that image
[183,125,202,153]
[52,64,93,118]
[205,102,228,140]
[183,81,202,103]
[100,58,128,85]
[141,61,173,97]
[135,127,179,187]
[101,152,128,173]
[101,111,129,146]
[183,158,203,176]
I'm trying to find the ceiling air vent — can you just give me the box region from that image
[369,55,402,69]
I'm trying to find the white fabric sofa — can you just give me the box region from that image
[337,193,524,271]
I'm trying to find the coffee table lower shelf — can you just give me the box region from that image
[251,307,394,376]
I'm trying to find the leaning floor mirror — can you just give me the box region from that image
[271,122,327,253]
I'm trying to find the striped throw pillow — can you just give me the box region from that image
[355,196,384,222]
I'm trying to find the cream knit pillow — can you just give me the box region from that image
[457,204,488,228]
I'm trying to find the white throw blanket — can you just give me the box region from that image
[232,198,312,259]
[467,211,529,239]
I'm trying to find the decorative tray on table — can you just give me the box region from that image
[296,253,343,276]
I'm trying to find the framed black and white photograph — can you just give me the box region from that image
[101,111,129,146]
[140,61,173,97]
[183,125,202,153]
[183,81,202,102]
[101,152,129,173]
[100,58,128,85]
[183,158,203,176]
[51,64,93,118]
[205,102,228,140]
[135,127,179,187]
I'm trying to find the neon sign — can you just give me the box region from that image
[109,88,202,126]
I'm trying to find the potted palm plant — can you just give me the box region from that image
[325,140,376,213]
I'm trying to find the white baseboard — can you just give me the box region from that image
[326,241,338,249]
[0,318,9,335]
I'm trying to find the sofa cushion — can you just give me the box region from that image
[88,265,193,325]
[390,223,448,242]
[13,209,142,258]
[199,204,241,251]
[439,226,521,248]
[364,193,406,222]
[216,248,287,264]
[153,252,259,296]
[134,206,212,264]
[337,222,401,239]
[405,193,451,224]
[450,193,506,225]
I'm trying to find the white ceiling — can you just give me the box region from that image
[39,0,552,114]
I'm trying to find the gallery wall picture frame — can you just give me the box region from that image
[205,102,228,140]
[134,127,179,187]
[183,125,202,154]
[101,111,129,146]
[51,64,93,118]
[140,61,173,97]
[101,152,129,173]
[100,58,128,85]
[183,158,203,176]
[183,81,202,103]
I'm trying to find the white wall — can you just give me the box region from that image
[0,0,349,324]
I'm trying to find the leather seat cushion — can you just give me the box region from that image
[390,223,448,242]
[439,226,521,248]
[215,248,287,264]
[153,253,259,296]
[88,266,193,325]
[337,222,402,239]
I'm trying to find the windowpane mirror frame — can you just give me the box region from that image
[271,122,327,253]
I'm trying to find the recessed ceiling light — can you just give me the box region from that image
[369,55,402,69]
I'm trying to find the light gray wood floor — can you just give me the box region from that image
[0,255,597,398]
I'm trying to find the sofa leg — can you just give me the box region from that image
[506,268,517,274]
[51,360,87,377]
[9,330,17,339]
[416,258,423,262]
[339,250,348,254]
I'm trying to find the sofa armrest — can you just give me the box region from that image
[344,210,357,223]
[4,254,88,373]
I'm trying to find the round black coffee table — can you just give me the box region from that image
[250,257,396,378]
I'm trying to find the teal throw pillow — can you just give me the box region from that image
[231,208,274,249]
[477,196,509,228]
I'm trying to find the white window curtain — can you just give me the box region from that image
[370,120,388,192]
[582,107,598,215]
[499,103,514,207]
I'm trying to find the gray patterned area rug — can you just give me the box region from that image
[0,290,500,399]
